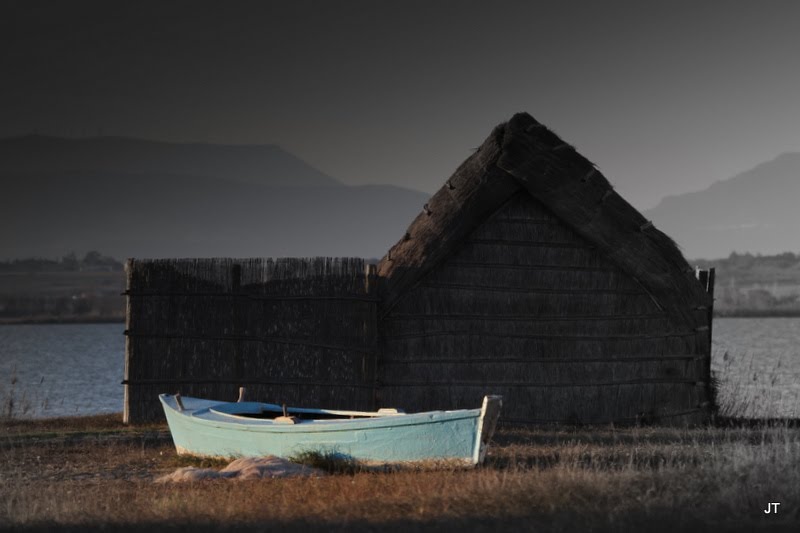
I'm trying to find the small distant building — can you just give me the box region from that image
[124,113,714,425]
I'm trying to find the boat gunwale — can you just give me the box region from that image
[159,394,483,434]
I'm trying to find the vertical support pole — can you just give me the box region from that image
[232,263,243,400]
[695,267,716,419]
[365,263,379,410]
[696,267,711,379]
[231,263,242,293]
[696,267,709,293]
[706,268,716,387]
[123,259,133,424]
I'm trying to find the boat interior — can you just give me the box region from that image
[208,401,405,422]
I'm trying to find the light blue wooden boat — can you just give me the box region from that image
[159,393,502,466]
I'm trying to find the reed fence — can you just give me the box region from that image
[123,257,377,422]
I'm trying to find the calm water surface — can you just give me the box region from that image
[1,319,799,419]
[0,323,124,418]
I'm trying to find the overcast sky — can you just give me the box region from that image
[3,0,800,208]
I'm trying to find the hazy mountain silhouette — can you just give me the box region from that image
[0,136,429,260]
[0,135,341,188]
[645,153,800,259]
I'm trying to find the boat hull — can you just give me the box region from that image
[159,394,501,465]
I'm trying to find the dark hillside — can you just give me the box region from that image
[0,136,429,260]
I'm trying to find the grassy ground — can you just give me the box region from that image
[2,416,799,532]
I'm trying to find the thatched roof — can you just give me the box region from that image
[377,112,711,327]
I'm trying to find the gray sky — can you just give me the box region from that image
[3,0,800,208]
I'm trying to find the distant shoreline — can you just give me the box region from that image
[714,310,800,318]
[0,316,125,325]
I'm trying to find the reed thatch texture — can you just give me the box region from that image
[377,113,713,425]
[124,257,377,422]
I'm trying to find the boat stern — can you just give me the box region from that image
[472,395,503,465]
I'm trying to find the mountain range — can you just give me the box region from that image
[0,135,429,260]
[644,153,800,260]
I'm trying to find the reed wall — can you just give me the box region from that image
[124,257,377,422]
[379,194,713,424]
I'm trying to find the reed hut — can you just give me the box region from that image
[376,112,715,425]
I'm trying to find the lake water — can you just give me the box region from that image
[0,323,125,419]
[1,319,799,419]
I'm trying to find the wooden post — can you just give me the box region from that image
[175,393,185,411]
[706,267,716,389]
[232,263,243,399]
[123,259,133,424]
[231,263,242,292]
[364,263,377,294]
[696,267,709,291]
[365,263,379,410]
[695,267,716,419]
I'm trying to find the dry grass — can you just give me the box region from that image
[2,420,799,532]
[711,347,800,420]
[1,413,163,438]
[287,449,364,475]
